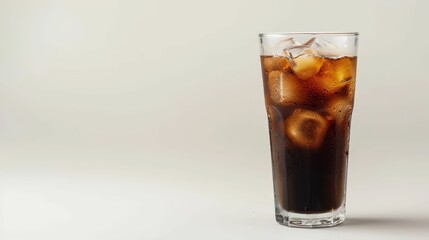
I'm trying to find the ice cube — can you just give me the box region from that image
[307,57,356,95]
[285,109,330,149]
[331,57,356,84]
[262,56,290,72]
[283,45,308,59]
[268,71,308,105]
[305,37,341,57]
[325,97,353,120]
[290,49,324,80]
[278,38,313,60]
[280,39,325,80]
[275,38,301,55]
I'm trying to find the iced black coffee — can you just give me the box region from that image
[259,33,358,228]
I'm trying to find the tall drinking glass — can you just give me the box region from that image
[259,33,358,228]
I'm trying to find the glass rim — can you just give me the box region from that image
[259,32,359,37]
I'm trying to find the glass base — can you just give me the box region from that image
[275,205,345,228]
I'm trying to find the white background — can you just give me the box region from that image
[1,0,429,239]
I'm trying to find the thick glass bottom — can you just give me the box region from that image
[275,204,345,228]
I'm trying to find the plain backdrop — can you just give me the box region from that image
[1,0,429,239]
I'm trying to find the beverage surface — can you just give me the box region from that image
[261,48,357,213]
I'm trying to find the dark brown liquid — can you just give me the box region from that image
[261,56,356,214]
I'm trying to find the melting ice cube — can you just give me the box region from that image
[305,37,341,57]
[268,71,309,106]
[284,109,330,149]
[262,56,290,72]
[290,49,324,80]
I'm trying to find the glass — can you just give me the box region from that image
[259,32,358,228]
